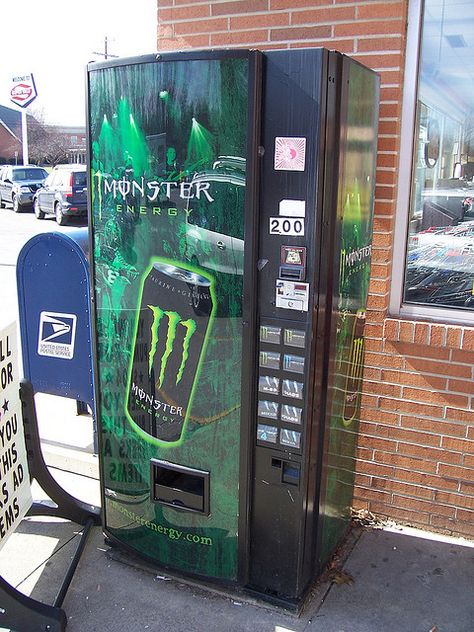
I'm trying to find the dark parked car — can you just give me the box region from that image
[33,164,87,225]
[0,165,48,212]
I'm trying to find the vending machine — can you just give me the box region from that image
[86,48,379,606]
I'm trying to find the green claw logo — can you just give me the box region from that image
[147,306,196,386]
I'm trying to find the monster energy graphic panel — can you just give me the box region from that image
[127,261,214,444]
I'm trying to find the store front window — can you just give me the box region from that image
[403,0,474,312]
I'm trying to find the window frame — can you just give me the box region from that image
[390,0,474,325]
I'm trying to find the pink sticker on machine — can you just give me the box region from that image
[274,137,306,171]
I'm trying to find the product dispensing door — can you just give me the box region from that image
[87,47,379,606]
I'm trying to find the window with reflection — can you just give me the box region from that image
[404,0,474,310]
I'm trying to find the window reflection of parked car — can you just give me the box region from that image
[409,220,474,251]
[33,164,87,225]
[185,161,245,276]
[0,165,48,212]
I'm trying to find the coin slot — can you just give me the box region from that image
[151,459,210,515]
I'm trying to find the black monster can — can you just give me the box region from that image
[127,262,214,442]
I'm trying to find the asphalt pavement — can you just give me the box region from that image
[1,207,474,631]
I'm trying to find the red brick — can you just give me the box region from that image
[430,324,447,347]
[374,153,397,169]
[292,38,356,53]
[356,460,394,478]
[392,494,456,518]
[357,446,375,461]
[374,451,438,474]
[401,416,466,438]
[435,491,474,510]
[359,407,399,425]
[402,387,468,409]
[375,183,396,198]
[358,36,404,53]
[464,454,474,468]
[438,463,474,481]
[450,518,474,538]
[460,481,474,495]
[370,502,430,526]
[457,508,474,522]
[174,34,211,48]
[353,53,403,71]
[394,469,459,492]
[270,25,332,41]
[159,5,210,21]
[446,327,462,349]
[452,348,474,363]
[334,20,404,37]
[230,13,289,29]
[462,328,474,351]
[376,425,441,448]
[354,473,372,488]
[468,427,474,440]
[370,477,433,500]
[291,6,355,25]
[357,2,406,20]
[441,437,474,454]
[396,342,450,360]
[271,0,328,8]
[212,0,268,15]
[210,30,269,46]
[445,408,474,424]
[358,434,398,453]
[174,18,228,35]
[406,358,470,379]
[398,443,462,465]
[378,397,443,419]
[354,487,391,504]
[447,379,474,395]
[381,369,447,391]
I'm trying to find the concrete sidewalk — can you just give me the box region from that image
[1,394,473,632]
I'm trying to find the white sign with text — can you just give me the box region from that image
[0,322,32,551]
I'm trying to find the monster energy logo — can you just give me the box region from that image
[340,245,372,286]
[342,336,364,426]
[147,306,196,386]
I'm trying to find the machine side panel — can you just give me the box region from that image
[317,58,380,567]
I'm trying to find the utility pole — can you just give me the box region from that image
[92,36,119,60]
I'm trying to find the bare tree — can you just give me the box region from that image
[26,108,71,165]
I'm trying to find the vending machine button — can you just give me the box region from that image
[282,379,304,399]
[281,405,303,425]
[283,354,305,374]
[257,423,278,444]
[258,400,279,419]
[258,375,280,395]
[280,429,301,449]
[259,350,281,370]
[259,325,282,344]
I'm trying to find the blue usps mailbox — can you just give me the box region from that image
[17,229,94,408]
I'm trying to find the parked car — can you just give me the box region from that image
[33,164,87,225]
[0,165,48,212]
[185,159,245,276]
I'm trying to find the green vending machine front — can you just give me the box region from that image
[87,48,379,605]
[87,50,260,582]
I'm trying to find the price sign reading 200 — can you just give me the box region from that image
[269,217,305,236]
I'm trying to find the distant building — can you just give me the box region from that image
[0,104,22,164]
[0,104,86,165]
[51,125,87,164]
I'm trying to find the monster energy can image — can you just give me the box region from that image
[126,261,215,443]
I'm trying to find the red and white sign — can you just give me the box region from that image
[10,74,37,109]
[274,137,306,172]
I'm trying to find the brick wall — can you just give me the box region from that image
[157,0,474,540]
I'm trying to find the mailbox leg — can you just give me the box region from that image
[20,379,101,526]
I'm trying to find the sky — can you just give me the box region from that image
[0,0,157,127]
